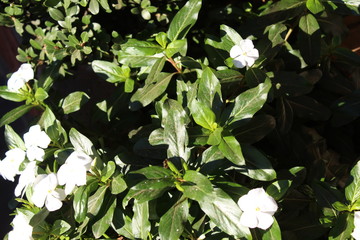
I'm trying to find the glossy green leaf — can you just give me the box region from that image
[130,72,175,111]
[306,0,325,14]
[48,8,64,21]
[89,0,99,14]
[182,170,214,202]
[111,173,127,195]
[244,68,268,88]
[263,218,281,240]
[50,220,71,235]
[73,179,98,223]
[266,180,292,200]
[224,78,271,128]
[61,91,89,114]
[92,197,117,238]
[162,99,191,161]
[198,67,223,114]
[218,135,245,166]
[123,178,175,207]
[266,23,287,47]
[35,88,48,101]
[92,60,130,83]
[159,197,189,240]
[242,145,276,181]
[132,200,151,239]
[190,99,217,131]
[117,51,163,68]
[101,161,116,182]
[345,160,360,204]
[133,166,173,179]
[144,56,166,85]
[88,185,108,216]
[69,128,94,156]
[165,39,187,57]
[0,104,33,127]
[328,212,354,240]
[121,39,163,55]
[0,86,27,102]
[167,0,202,41]
[4,125,25,149]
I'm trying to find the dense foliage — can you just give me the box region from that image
[0,0,360,239]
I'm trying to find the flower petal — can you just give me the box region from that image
[256,211,274,230]
[45,193,63,211]
[15,162,37,197]
[233,56,247,68]
[238,191,258,211]
[240,39,254,51]
[26,146,45,162]
[230,45,242,58]
[240,210,258,228]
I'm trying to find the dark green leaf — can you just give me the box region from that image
[0,104,33,127]
[133,166,173,179]
[245,68,268,88]
[288,96,331,121]
[182,170,214,202]
[167,0,202,41]
[242,145,276,181]
[298,14,321,65]
[263,219,282,240]
[328,212,354,240]
[88,185,108,216]
[61,91,89,114]
[159,197,189,240]
[73,179,98,223]
[48,8,64,21]
[92,60,129,83]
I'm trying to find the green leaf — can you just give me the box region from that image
[345,160,360,205]
[61,91,89,114]
[98,0,111,12]
[92,60,130,83]
[50,220,71,235]
[265,23,287,47]
[263,218,281,240]
[207,127,223,146]
[162,99,191,161]
[125,78,134,93]
[182,170,214,202]
[123,178,175,207]
[48,8,64,21]
[156,32,168,48]
[111,173,127,195]
[89,0,100,14]
[130,72,175,110]
[0,104,33,127]
[190,99,217,131]
[298,13,321,66]
[223,78,271,128]
[117,51,163,68]
[133,166,173,179]
[218,135,245,166]
[121,39,163,55]
[92,197,117,238]
[198,67,223,115]
[165,39,188,58]
[4,125,25,149]
[306,0,325,14]
[0,86,27,102]
[159,197,189,240]
[73,179,98,223]
[132,200,151,239]
[167,0,202,41]
[328,212,354,240]
[35,88,49,101]
[266,180,292,200]
[88,185,108,216]
[101,161,116,182]
[242,145,276,181]
[69,128,94,156]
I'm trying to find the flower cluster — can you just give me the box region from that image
[0,124,94,238]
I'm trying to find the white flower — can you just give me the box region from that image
[57,151,93,195]
[31,173,66,211]
[0,148,25,181]
[24,125,51,161]
[238,188,278,230]
[7,63,34,92]
[352,211,360,240]
[230,39,259,68]
[8,211,33,240]
[15,161,37,197]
